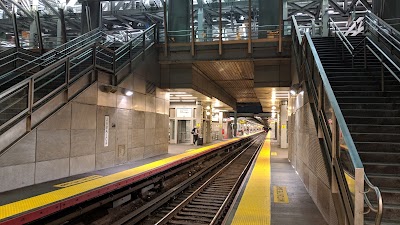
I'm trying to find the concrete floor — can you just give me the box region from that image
[270,141,328,225]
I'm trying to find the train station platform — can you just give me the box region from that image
[0,134,256,225]
[225,136,327,225]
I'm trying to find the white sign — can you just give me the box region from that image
[104,116,109,147]
[176,108,192,118]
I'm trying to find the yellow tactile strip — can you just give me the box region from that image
[0,137,250,223]
[231,135,271,225]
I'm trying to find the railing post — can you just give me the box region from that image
[65,58,70,101]
[218,0,222,56]
[26,78,34,132]
[363,38,367,69]
[142,31,146,59]
[248,0,252,54]
[381,55,385,92]
[191,0,195,57]
[354,168,365,225]
[163,0,168,57]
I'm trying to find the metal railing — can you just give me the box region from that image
[0,25,158,156]
[291,15,383,225]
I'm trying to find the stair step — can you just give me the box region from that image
[359,152,400,164]
[334,91,400,97]
[352,133,400,143]
[348,124,400,134]
[345,116,400,125]
[342,109,400,117]
[368,174,400,189]
[339,102,400,110]
[337,96,400,103]
[355,142,400,153]
[364,162,400,175]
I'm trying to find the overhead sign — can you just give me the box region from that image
[176,108,192,118]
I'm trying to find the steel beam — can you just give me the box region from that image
[12,13,20,48]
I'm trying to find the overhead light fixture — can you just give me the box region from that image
[272,106,276,110]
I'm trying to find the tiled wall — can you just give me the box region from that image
[0,74,169,192]
[288,91,339,225]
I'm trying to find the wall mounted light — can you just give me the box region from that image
[290,83,302,96]
[123,89,134,96]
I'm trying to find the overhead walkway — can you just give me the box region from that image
[0,25,157,155]
[291,11,400,225]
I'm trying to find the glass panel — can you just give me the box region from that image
[339,126,356,204]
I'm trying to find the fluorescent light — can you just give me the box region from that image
[174,94,193,97]
[181,100,196,102]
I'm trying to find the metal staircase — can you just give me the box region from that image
[0,25,157,156]
[292,10,400,225]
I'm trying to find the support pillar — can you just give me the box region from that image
[280,102,288,148]
[81,0,101,33]
[218,112,223,140]
[321,0,329,36]
[195,101,203,142]
[197,0,204,41]
[258,0,279,38]
[233,111,238,137]
[167,0,190,43]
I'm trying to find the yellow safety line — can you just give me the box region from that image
[54,175,103,188]
[231,134,271,225]
[0,138,243,221]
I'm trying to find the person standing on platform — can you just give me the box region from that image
[191,127,199,145]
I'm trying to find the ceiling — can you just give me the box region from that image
[194,61,260,103]
[193,60,290,113]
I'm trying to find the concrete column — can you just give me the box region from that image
[29,22,37,48]
[218,112,223,140]
[197,0,204,40]
[321,0,329,36]
[81,0,101,33]
[283,0,288,20]
[195,101,203,141]
[233,111,238,137]
[168,0,190,42]
[280,102,288,148]
[258,0,279,38]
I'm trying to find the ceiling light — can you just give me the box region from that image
[174,94,193,97]
[290,90,296,96]
[272,106,276,110]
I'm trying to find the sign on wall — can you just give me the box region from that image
[176,108,192,118]
[104,116,110,147]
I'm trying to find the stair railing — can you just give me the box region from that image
[329,18,356,66]
[291,15,382,225]
[0,25,158,156]
[0,29,106,88]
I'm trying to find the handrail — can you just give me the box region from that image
[329,18,354,56]
[305,33,363,168]
[291,15,383,225]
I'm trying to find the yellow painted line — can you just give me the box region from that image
[273,186,289,203]
[271,152,277,156]
[0,137,249,221]
[231,134,271,225]
[54,175,103,188]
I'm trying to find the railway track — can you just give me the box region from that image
[124,135,265,225]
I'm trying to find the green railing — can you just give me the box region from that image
[291,15,383,225]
